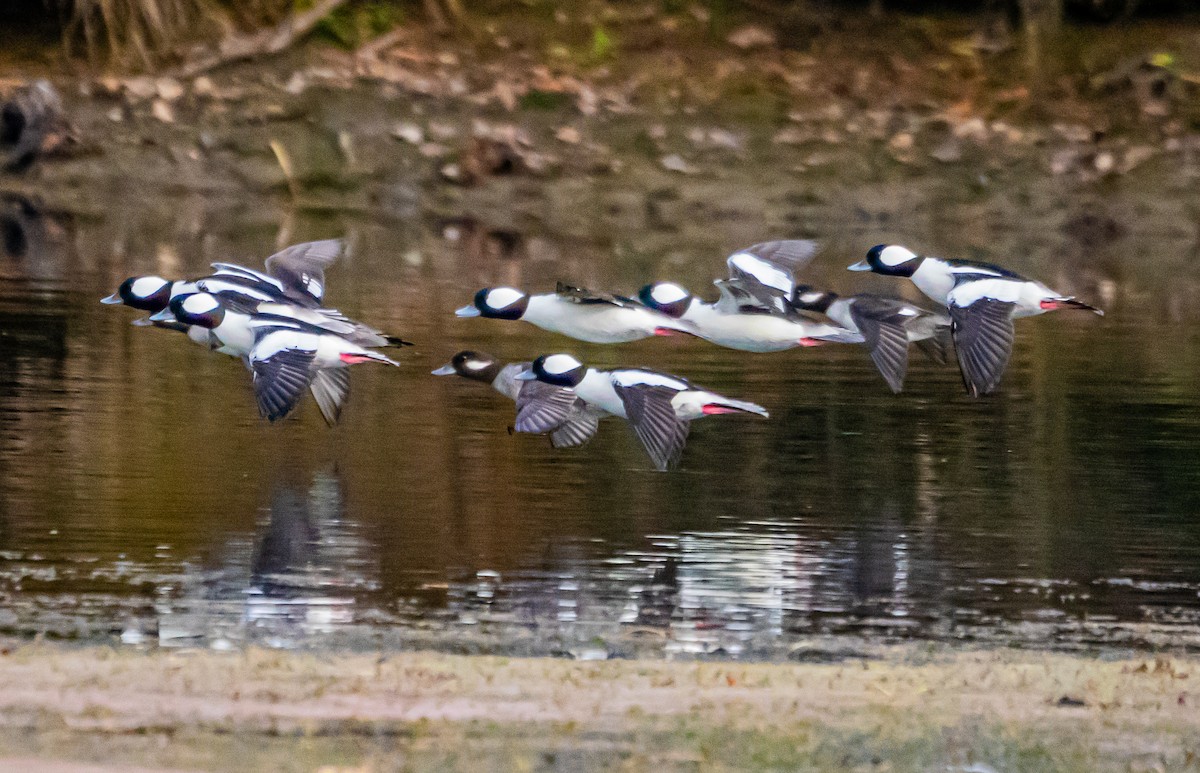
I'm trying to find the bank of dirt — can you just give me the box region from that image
[0,641,1196,771]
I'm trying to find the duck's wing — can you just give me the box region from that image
[514,380,581,434]
[555,281,639,308]
[249,331,318,422]
[264,239,344,307]
[847,296,919,394]
[725,240,820,294]
[549,407,601,449]
[948,296,1016,397]
[308,367,351,427]
[613,383,690,472]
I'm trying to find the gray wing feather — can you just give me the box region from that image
[308,367,351,427]
[549,411,601,449]
[555,282,637,308]
[514,380,580,434]
[615,385,691,472]
[252,348,317,422]
[848,298,915,394]
[264,240,344,306]
[950,299,1016,397]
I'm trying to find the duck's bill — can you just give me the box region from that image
[148,308,176,322]
[847,261,873,271]
[430,364,456,376]
[100,293,123,305]
[514,370,538,381]
[454,304,481,317]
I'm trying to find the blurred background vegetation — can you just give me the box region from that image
[0,0,1191,70]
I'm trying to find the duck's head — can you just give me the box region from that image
[790,285,838,314]
[456,287,529,320]
[431,350,502,383]
[516,353,586,388]
[101,276,173,311]
[153,292,226,329]
[849,245,922,277]
[637,281,693,319]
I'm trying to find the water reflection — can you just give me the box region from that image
[0,200,1198,657]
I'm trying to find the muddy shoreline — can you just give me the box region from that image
[0,640,1196,771]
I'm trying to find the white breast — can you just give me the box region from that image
[910,259,956,305]
[523,296,658,343]
[684,303,816,352]
[573,370,627,418]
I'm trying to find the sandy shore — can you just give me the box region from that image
[0,642,1196,771]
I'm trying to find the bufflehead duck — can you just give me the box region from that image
[515,354,768,471]
[432,350,603,448]
[789,286,951,392]
[454,282,698,343]
[638,279,864,352]
[154,293,402,424]
[101,239,344,311]
[723,239,822,313]
[849,244,1104,396]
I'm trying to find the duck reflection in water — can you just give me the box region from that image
[243,467,377,635]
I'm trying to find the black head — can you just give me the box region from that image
[456,287,530,320]
[789,285,837,313]
[432,350,503,383]
[168,292,226,329]
[104,276,174,311]
[530,353,586,388]
[850,244,923,277]
[637,282,693,319]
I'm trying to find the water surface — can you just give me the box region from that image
[1,190,1199,658]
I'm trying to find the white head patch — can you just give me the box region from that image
[485,287,525,310]
[541,354,582,375]
[131,276,168,298]
[182,293,220,315]
[465,358,491,371]
[798,291,825,304]
[651,282,689,304]
[880,245,917,267]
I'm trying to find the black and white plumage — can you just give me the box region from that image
[247,319,399,424]
[849,244,1104,396]
[432,350,602,449]
[790,286,951,393]
[516,354,769,471]
[454,283,698,343]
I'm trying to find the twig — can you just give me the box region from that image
[355,27,406,62]
[169,0,348,80]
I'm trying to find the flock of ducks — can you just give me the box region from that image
[102,238,1103,471]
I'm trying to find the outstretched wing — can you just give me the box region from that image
[949,299,1016,397]
[250,332,317,422]
[725,240,820,294]
[514,380,580,434]
[847,296,917,394]
[555,281,638,308]
[308,367,351,427]
[549,411,601,449]
[613,384,691,472]
[264,239,343,306]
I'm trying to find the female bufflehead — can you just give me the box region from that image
[432,350,603,448]
[455,282,698,343]
[155,293,402,424]
[516,354,768,471]
[789,286,951,392]
[638,280,863,352]
[849,244,1104,396]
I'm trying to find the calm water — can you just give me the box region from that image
[1,190,1199,658]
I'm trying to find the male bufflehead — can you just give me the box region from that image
[155,293,402,424]
[790,286,951,392]
[849,244,1104,396]
[432,350,603,448]
[638,280,863,352]
[516,354,768,471]
[454,282,698,343]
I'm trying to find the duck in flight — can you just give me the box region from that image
[849,244,1103,396]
